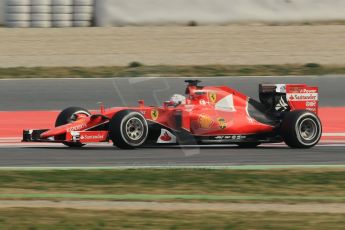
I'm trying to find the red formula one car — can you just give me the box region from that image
[23,80,322,149]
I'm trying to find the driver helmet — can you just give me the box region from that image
[170,94,186,106]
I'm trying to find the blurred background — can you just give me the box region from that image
[2,0,345,27]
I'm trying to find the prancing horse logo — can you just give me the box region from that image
[208,92,217,103]
[151,109,159,120]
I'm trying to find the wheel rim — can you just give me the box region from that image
[125,117,144,141]
[298,118,318,141]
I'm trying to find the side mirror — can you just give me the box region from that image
[138,100,145,107]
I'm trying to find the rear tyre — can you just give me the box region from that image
[236,142,261,148]
[55,107,91,147]
[281,110,322,148]
[109,110,148,149]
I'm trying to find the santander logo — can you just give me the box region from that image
[160,131,172,141]
[80,134,105,140]
[287,93,318,101]
[157,129,176,144]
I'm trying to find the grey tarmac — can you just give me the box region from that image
[0,143,343,167]
[0,75,344,111]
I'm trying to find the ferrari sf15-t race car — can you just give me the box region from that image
[23,80,322,149]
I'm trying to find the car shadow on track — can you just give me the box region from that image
[21,145,288,151]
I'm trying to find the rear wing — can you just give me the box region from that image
[259,84,319,114]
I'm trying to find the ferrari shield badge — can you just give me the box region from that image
[151,109,159,120]
[208,92,217,103]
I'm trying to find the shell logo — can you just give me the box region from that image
[198,114,213,129]
[151,109,159,120]
[208,92,217,103]
[217,118,227,129]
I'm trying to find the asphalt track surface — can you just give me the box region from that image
[1,75,345,111]
[0,143,344,167]
[0,76,344,167]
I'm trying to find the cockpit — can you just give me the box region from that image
[168,94,186,107]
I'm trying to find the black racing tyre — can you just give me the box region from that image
[236,142,261,148]
[109,110,148,149]
[55,106,91,148]
[281,110,322,148]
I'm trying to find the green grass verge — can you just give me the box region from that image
[0,208,344,230]
[1,63,345,78]
[0,168,344,202]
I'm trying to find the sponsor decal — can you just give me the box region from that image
[208,92,217,103]
[276,84,286,93]
[287,93,318,101]
[288,88,317,94]
[301,89,317,93]
[214,135,246,140]
[217,117,227,129]
[306,101,317,107]
[199,99,207,105]
[198,114,214,129]
[157,129,176,144]
[80,133,105,141]
[151,109,159,120]
[67,123,87,132]
[160,132,172,141]
[306,107,317,112]
[69,131,108,142]
[275,96,289,112]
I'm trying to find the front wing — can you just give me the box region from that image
[23,129,109,143]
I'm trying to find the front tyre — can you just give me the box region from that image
[281,110,322,148]
[55,106,91,148]
[109,110,148,149]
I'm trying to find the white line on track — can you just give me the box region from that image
[323,133,345,137]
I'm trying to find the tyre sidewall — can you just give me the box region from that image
[294,112,322,147]
[282,110,322,148]
[110,110,148,148]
